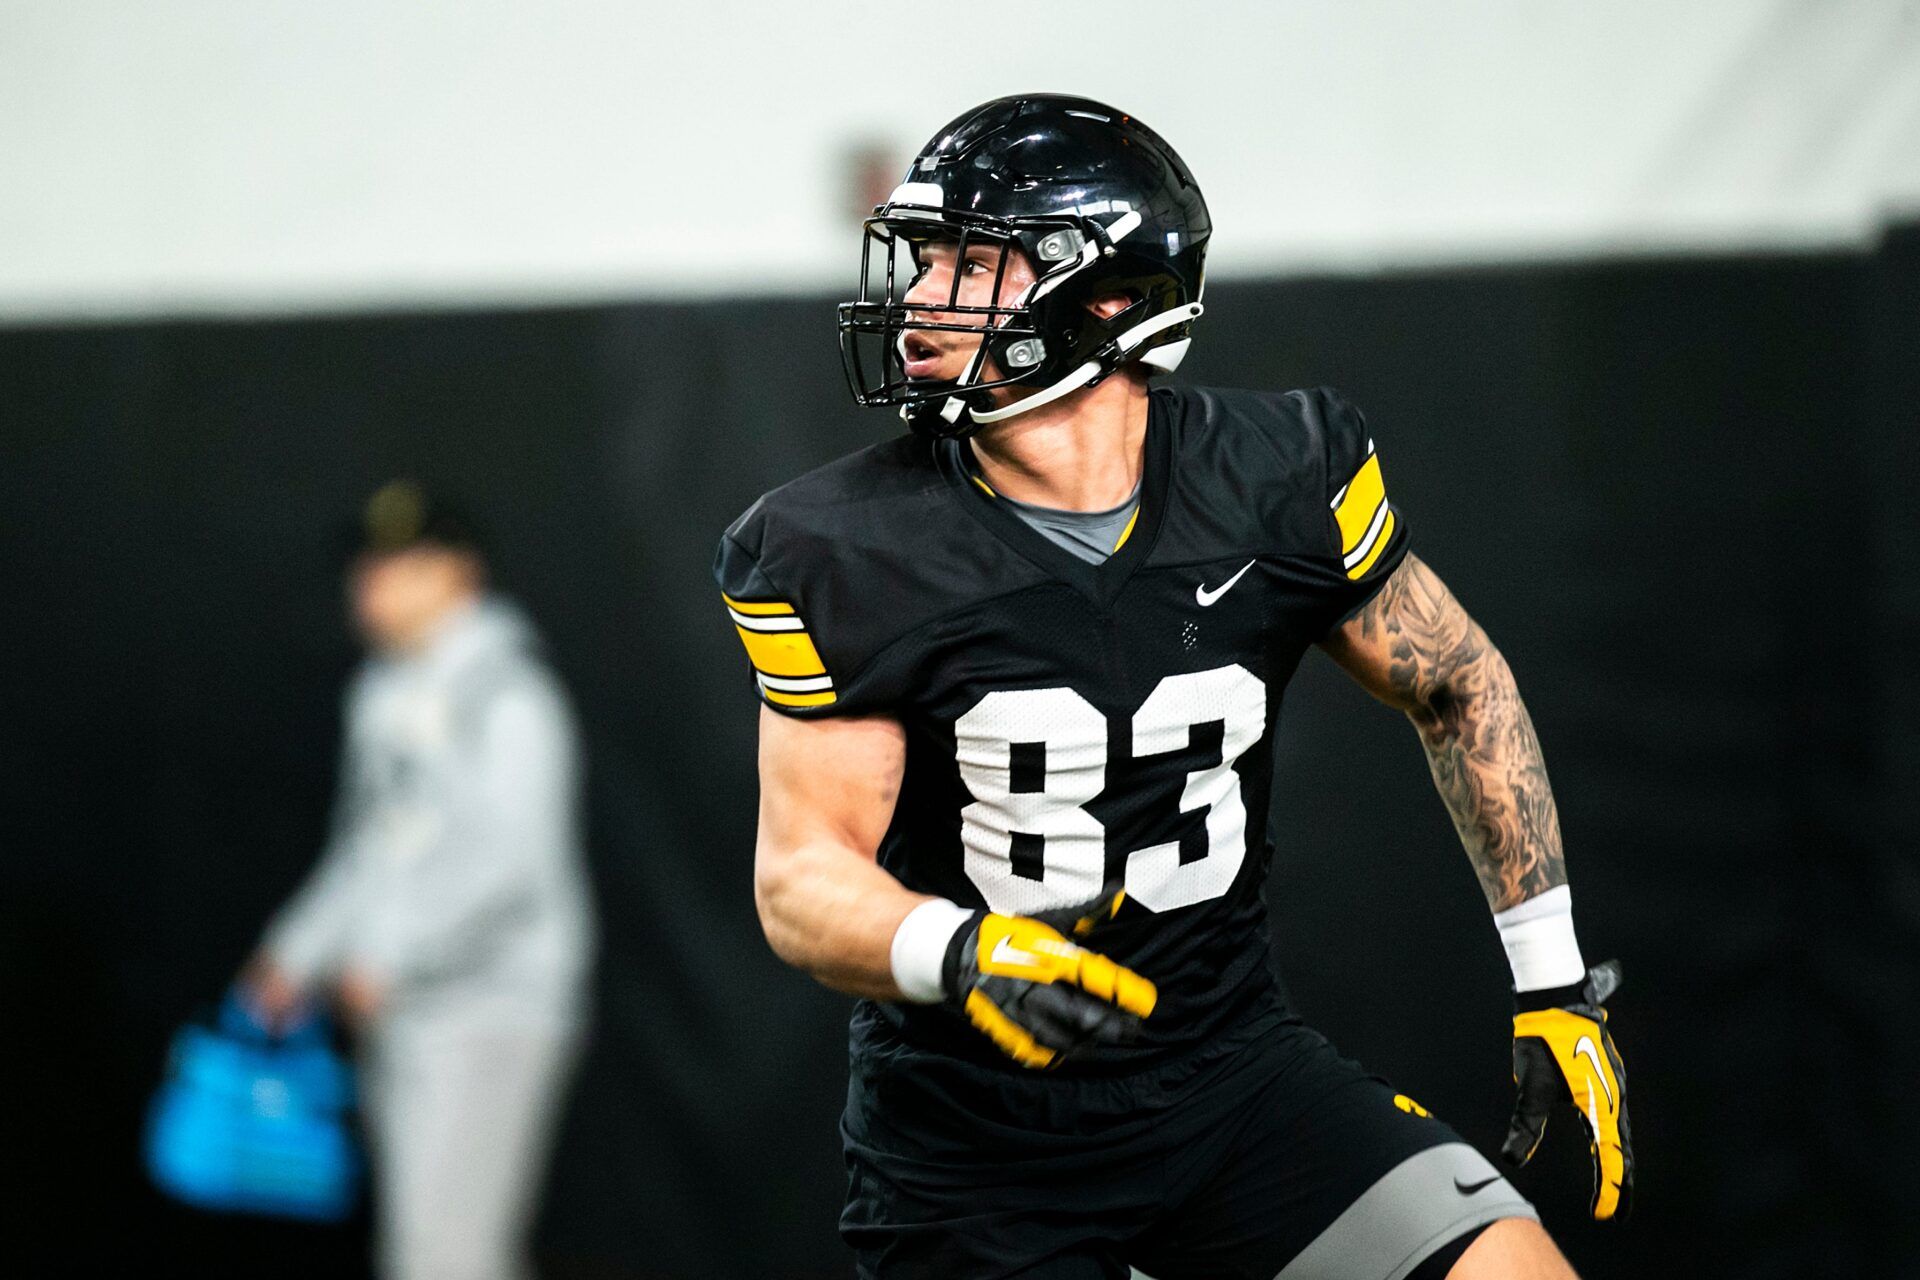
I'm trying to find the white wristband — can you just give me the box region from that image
[889,898,974,1004]
[1494,885,1587,992]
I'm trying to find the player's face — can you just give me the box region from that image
[898,237,1037,384]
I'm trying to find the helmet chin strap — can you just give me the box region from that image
[937,341,994,425]
[966,302,1204,426]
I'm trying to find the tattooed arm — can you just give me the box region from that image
[1326,555,1629,1220]
[1318,554,1565,911]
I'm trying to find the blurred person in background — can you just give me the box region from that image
[242,480,595,1280]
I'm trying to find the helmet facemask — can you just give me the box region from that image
[837,204,1148,438]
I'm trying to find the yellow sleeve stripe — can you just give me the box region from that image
[1346,510,1396,580]
[720,591,838,708]
[734,626,828,679]
[721,592,796,617]
[1332,451,1387,554]
[1111,506,1141,552]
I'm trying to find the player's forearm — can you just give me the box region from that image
[753,835,931,999]
[1332,557,1583,988]
[1335,556,1567,913]
[1407,635,1567,914]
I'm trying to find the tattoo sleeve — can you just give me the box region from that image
[1332,556,1567,911]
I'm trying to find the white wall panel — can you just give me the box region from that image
[1,0,1915,318]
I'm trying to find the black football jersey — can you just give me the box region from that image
[714,385,1409,1071]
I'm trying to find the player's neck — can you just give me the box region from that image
[966,374,1150,512]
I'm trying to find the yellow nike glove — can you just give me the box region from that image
[942,888,1158,1069]
[1500,959,1634,1221]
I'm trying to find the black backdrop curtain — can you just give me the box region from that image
[3,227,1915,1279]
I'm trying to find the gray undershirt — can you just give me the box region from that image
[957,441,1142,564]
[997,482,1142,565]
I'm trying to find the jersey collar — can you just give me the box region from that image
[936,388,1174,608]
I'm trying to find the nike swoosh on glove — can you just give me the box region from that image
[941,887,1157,1069]
[1500,959,1634,1221]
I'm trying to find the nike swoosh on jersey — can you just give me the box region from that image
[1454,1174,1502,1196]
[1196,560,1256,607]
[1574,1034,1616,1108]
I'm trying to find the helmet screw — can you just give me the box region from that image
[1005,339,1046,368]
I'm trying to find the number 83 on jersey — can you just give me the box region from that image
[955,663,1267,918]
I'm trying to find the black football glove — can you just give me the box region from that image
[1500,959,1634,1221]
[941,887,1157,1069]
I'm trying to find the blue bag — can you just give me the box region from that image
[144,994,362,1221]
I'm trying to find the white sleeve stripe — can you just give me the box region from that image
[1342,494,1391,568]
[730,609,806,632]
[756,672,835,694]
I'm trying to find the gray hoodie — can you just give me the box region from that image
[264,596,594,1024]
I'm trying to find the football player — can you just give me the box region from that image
[716,95,1630,1279]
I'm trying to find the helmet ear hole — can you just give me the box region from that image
[1102,295,1151,332]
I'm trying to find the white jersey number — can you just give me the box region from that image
[956,687,1109,916]
[1125,664,1267,911]
[955,664,1268,915]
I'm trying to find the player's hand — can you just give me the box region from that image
[1500,959,1634,1221]
[237,951,305,1032]
[335,966,389,1031]
[942,887,1157,1069]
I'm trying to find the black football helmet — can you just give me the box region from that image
[837,94,1210,437]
